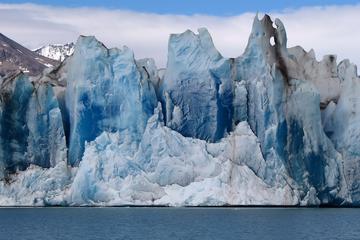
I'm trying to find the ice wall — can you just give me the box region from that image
[162,28,233,141]
[63,36,157,165]
[0,74,66,179]
[235,15,347,203]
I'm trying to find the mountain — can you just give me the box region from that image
[34,43,75,61]
[0,33,59,78]
[0,15,359,206]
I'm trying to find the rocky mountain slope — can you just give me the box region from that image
[0,33,59,78]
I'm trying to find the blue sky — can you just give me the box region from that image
[1,1,360,68]
[3,0,360,15]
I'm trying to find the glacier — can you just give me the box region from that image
[0,74,66,180]
[62,36,157,165]
[161,28,233,141]
[0,14,359,206]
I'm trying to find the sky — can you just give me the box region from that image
[1,1,360,67]
[4,0,360,15]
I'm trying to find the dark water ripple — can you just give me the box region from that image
[0,208,359,240]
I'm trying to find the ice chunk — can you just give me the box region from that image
[285,79,347,202]
[63,36,157,165]
[161,28,233,141]
[0,74,33,177]
[26,82,67,168]
[327,60,360,203]
[68,105,298,206]
[0,162,73,206]
[232,81,248,125]
[235,15,347,202]
[0,73,66,179]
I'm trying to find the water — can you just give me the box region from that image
[0,208,359,240]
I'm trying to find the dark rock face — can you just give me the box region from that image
[0,33,59,78]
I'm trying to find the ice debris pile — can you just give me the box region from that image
[0,15,359,206]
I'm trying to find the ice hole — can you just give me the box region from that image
[270,36,275,46]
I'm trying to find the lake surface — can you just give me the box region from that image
[0,207,359,240]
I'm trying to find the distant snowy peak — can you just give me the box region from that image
[35,43,75,61]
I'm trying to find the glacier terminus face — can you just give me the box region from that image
[0,14,359,206]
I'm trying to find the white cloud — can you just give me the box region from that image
[0,3,360,68]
